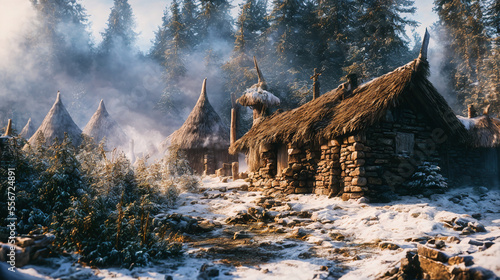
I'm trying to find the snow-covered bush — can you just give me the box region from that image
[407,162,448,197]
[1,136,185,268]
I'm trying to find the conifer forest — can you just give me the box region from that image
[0,0,499,279]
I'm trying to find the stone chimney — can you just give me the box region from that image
[468,105,477,118]
[347,74,358,90]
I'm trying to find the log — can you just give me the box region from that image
[230,108,238,145]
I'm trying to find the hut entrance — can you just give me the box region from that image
[277,145,288,176]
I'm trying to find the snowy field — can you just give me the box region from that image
[13,177,500,279]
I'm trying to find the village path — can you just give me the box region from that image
[17,177,500,279]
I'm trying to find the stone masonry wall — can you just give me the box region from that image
[363,106,441,198]
[315,140,341,195]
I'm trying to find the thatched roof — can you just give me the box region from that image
[160,78,230,151]
[19,118,36,139]
[237,57,280,108]
[29,92,82,146]
[83,99,127,148]
[458,115,500,148]
[230,39,468,154]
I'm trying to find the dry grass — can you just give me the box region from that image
[230,58,469,154]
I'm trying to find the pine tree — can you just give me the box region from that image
[100,0,138,54]
[485,0,500,37]
[164,0,187,80]
[150,7,171,63]
[181,0,200,50]
[345,0,417,79]
[268,0,307,64]
[234,0,269,53]
[29,0,93,75]
[434,0,489,113]
[199,0,234,43]
[314,0,357,84]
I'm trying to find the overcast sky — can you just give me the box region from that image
[82,0,438,52]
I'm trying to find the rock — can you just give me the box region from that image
[419,256,452,280]
[33,234,55,248]
[221,178,228,183]
[198,264,219,279]
[329,232,345,241]
[291,163,302,172]
[351,177,367,186]
[198,220,217,231]
[379,242,400,250]
[233,231,251,239]
[357,197,369,204]
[320,266,328,271]
[15,237,34,248]
[417,244,449,262]
[165,276,173,280]
[435,240,445,249]
[289,227,307,238]
[283,167,293,177]
[477,186,488,194]
[448,255,474,266]
[461,226,474,235]
[447,236,460,244]
[468,221,486,233]
[471,213,482,220]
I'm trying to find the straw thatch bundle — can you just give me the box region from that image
[237,57,280,108]
[458,115,500,148]
[83,100,127,148]
[160,78,230,152]
[230,51,468,154]
[19,118,36,139]
[28,92,82,146]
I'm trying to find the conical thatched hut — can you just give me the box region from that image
[83,99,127,148]
[19,118,36,139]
[29,92,82,147]
[160,78,235,174]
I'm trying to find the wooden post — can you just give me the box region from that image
[4,119,12,137]
[232,162,239,180]
[310,68,322,100]
[230,108,237,145]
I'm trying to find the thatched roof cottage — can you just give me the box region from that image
[83,99,127,149]
[229,31,492,200]
[19,118,36,139]
[160,79,235,174]
[29,92,82,147]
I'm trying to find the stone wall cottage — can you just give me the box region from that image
[160,78,236,175]
[228,31,490,201]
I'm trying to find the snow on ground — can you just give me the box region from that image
[16,177,500,279]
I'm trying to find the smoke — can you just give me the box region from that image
[427,28,462,114]
[0,0,238,159]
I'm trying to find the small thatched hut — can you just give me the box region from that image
[19,118,36,139]
[160,78,235,174]
[237,57,280,125]
[29,92,82,147]
[83,99,127,148]
[230,30,480,200]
